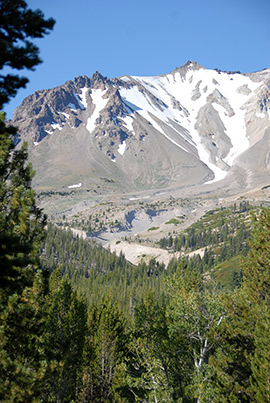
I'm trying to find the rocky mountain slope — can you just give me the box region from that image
[11,61,270,196]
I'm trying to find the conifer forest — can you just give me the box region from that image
[0,1,270,402]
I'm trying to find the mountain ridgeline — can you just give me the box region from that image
[11,61,270,195]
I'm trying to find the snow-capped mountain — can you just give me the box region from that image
[11,61,270,193]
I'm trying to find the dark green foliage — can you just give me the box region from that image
[42,270,87,402]
[159,204,252,255]
[0,1,54,399]
[39,207,270,401]
[250,305,270,402]
[2,3,269,400]
[243,209,270,304]
[126,292,177,402]
[209,208,270,402]
[0,112,49,402]
[0,113,46,295]
[166,266,225,402]
[0,270,48,402]
[0,0,55,108]
[209,288,256,402]
[243,209,270,401]
[81,298,128,402]
[159,205,253,289]
[43,224,170,314]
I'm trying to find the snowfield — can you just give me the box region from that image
[119,67,262,182]
[86,89,109,134]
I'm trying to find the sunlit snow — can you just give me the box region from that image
[120,87,189,153]
[51,122,62,131]
[118,141,126,155]
[68,182,82,189]
[59,111,70,119]
[79,87,88,109]
[74,87,89,110]
[119,68,262,182]
[211,102,248,166]
[86,89,109,134]
[256,112,266,119]
[121,115,134,133]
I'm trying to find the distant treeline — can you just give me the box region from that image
[35,207,270,402]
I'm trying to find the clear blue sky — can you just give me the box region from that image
[4,0,270,118]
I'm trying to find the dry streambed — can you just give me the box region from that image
[68,202,210,266]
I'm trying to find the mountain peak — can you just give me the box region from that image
[91,71,105,80]
[168,61,205,77]
[183,60,200,68]
[90,71,112,90]
[10,63,270,195]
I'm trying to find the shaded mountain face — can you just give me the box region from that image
[11,61,270,193]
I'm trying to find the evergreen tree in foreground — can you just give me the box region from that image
[0,1,54,400]
[81,297,128,402]
[0,0,55,109]
[244,209,270,401]
[0,111,50,401]
[210,208,270,402]
[42,270,87,402]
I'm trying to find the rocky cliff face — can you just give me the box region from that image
[11,61,270,193]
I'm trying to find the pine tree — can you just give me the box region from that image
[126,291,176,402]
[0,0,55,108]
[81,297,128,402]
[42,270,87,402]
[0,1,54,400]
[250,304,270,402]
[0,112,50,401]
[210,208,270,402]
[243,209,270,401]
[0,113,46,295]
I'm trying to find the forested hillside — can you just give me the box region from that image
[44,202,253,312]
[159,202,253,287]
[44,223,166,314]
[31,205,268,402]
[1,1,269,401]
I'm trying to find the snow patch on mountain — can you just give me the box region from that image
[121,115,134,133]
[80,87,88,109]
[74,87,89,110]
[86,89,109,134]
[59,111,70,119]
[120,86,189,153]
[10,63,270,193]
[68,182,82,189]
[212,102,247,166]
[51,122,63,131]
[118,141,126,155]
[119,68,262,181]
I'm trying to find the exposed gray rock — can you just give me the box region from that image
[207,89,235,117]
[237,84,252,95]
[10,62,270,198]
[191,81,202,101]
